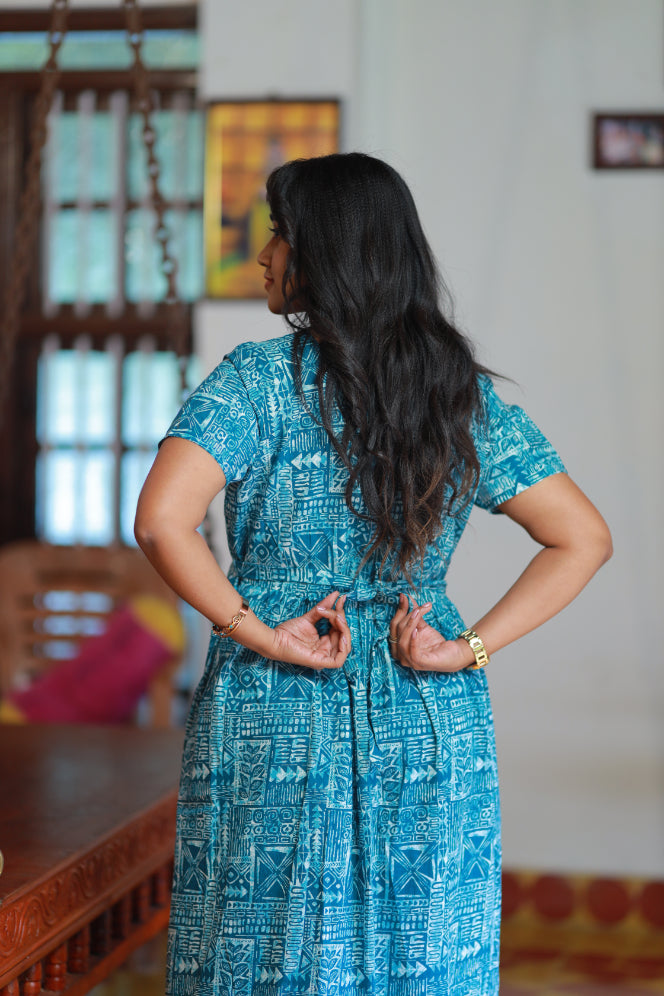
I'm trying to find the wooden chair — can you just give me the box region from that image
[0,541,181,728]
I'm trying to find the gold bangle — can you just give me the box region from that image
[459,628,490,669]
[212,598,251,637]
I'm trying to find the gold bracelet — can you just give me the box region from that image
[459,628,490,669]
[212,598,251,637]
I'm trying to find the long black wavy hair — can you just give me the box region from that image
[266,153,489,579]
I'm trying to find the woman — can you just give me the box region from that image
[135,153,611,996]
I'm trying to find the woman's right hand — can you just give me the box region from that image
[389,594,471,673]
[270,592,352,670]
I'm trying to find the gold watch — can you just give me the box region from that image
[459,629,490,670]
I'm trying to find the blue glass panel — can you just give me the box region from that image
[39,450,77,543]
[122,352,182,447]
[41,590,113,613]
[42,614,105,637]
[81,451,115,545]
[41,641,78,661]
[37,349,116,445]
[83,352,117,444]
[37,351,76,444]
[0,31,198,71]
[37,449,115,545]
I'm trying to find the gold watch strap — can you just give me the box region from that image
[212,598,251,637]
[459,628,490,670]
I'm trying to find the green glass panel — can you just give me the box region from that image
[125,208,201,302]
[0,31,198,71]
[50,112,116,202]
[88,113,117,201]
[86,210,118,301]
[174,210,204,300]
[49,114,80,202]
[49,209,117,303]
[48,211,79,302]
[128,110,203,202]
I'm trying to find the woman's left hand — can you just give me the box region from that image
[389,594,470,672]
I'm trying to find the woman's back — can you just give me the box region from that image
[167,331,563,617]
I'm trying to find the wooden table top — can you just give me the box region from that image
[0,724,184,988]
[0,724,183,901]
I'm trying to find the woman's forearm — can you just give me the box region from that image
[135,522,277,657]
[460,536,612,662]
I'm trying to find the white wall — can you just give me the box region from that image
[356,0,664,878]
[199,0,664,878]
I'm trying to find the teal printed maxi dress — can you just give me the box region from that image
[164,333,565,996]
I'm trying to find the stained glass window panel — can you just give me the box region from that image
[0,30,198,71]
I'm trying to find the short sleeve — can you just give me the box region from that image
[473,377,566,512]
[164,352,260,484]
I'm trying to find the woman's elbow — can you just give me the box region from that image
[134,510,158,552]
[598,523,613,566]
[586,517,613,570]
[134,498,171,552]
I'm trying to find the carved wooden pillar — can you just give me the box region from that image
[21,962,42,996]
[67,925,90,974]
[44,943,67,991]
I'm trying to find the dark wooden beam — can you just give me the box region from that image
[0,70,198,92]
[0,6,197,32]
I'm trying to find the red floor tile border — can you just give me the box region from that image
[502,869,664,934]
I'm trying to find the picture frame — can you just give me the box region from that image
[592,112,664,169]
[204,99,340,298]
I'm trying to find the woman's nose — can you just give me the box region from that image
[257,240,272,266]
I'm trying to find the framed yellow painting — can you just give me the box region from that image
[204,100,340,298]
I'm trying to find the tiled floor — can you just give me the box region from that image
[90,871,664,995]
[499,871,664,994]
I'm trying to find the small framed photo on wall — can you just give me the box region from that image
[592,112,664,169]
[204,99,340,298]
